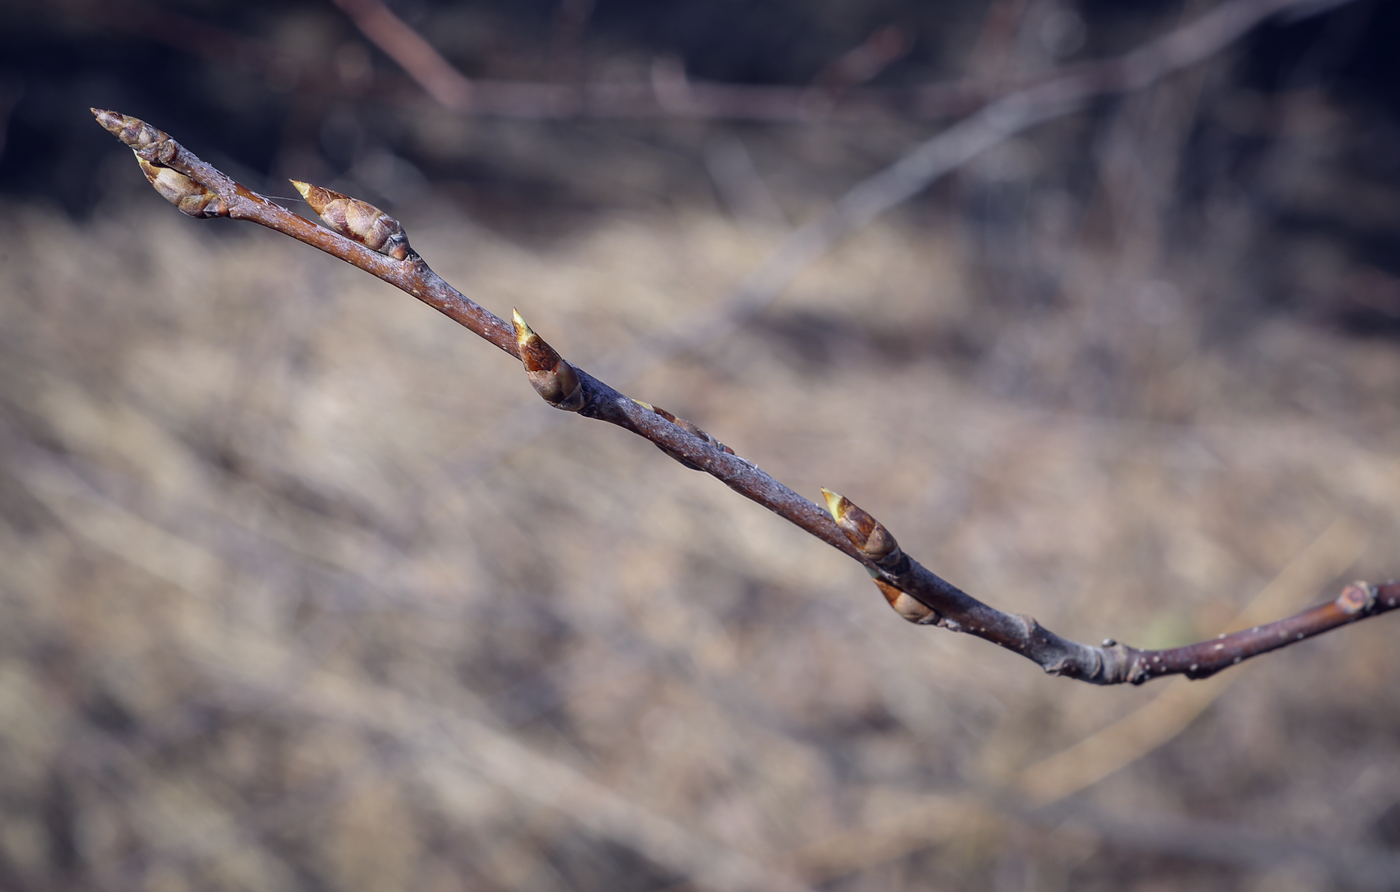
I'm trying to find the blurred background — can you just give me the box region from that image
[2,0,1400,889]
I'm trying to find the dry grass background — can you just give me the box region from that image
[3,4,1400,891]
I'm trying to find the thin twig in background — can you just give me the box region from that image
[93,57,1397,689]
[56,0,1303,125]
[590,0,1366,385]
[327,0,475,110]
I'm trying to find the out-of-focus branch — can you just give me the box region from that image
[49,0,989,120]
[93,101,1397,686]
[60,0,1356,128]
[593,0,1363,384]
[327,0,475,109]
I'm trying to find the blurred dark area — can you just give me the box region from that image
[2,2,1400,891]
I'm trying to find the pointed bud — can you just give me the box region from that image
[512,309,585,411]
[874,579,939,625]
[92,108,169,153]
[136,157,227,218]
[290,180,413,261]
[820,488,905,569]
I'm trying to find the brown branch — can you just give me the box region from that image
[92,104,1396,687]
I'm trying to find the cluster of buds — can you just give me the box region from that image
[512,310,586,411]
[93,109,226,218]
[290,180,414,261]
[821,489,938,625]
[632,400,735,471]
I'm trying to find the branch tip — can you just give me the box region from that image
[92,108,169,152]
[511,309,585,411]
[290,179,413,261]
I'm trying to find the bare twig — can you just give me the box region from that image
[92,100,1396,687]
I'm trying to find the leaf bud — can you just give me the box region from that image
[290,180,413,260]
[512,309,585,411]
[820,488,906,570]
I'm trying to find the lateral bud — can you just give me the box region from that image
[137,157,227,218]
[512,310,585,411]
[874,579,939,625]
[290,180,413,260]
[631,399,736,470]
[820,488,907,572]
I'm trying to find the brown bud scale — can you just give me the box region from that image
[290,180,413,261]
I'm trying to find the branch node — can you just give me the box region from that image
[290,180,415,261]
[512,310,586,411]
